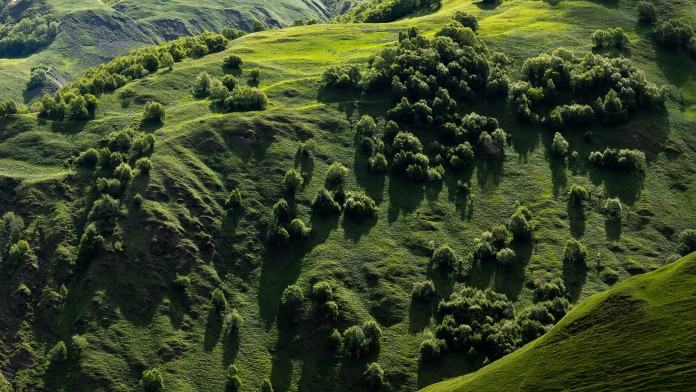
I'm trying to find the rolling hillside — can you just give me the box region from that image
[422,251,696,391]
[0,0,695,391]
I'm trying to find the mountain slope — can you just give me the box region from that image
[422,252,696,391]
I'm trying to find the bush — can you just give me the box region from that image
[677,229,696,256]
[225,309,243,337]
[141,368,165,392]
[452,11,478,31]
[636,2,657,25]
[509,207,533,240]
[602,89,627,124]
[192,71,213,97]
[211,287,227,312]
[288,218,311,240]
[392,131,423,154]
[412,280,435,300]
[312,282,333,304]
[322,301,339,320]
[420,338,445,362]
[563,239,587,264]
[591,27,629,49]
[283,169,304,194]
[224,86,268,111]
[312,189,341,215]
[344,192,377,220]
[76,148,99,168]
[224,54,243,68]
[369,153,388,173]
[588,148,646,171]
[222,28,245,40]
[363,363,385,391]
[568,185,588,206]
[448,142,475,170]
[604,198,622,218]
[249,69,261,81]
[474,234,495,261]
[356,115,377,137]
[551,132,569,156]
[322,65,362,89]
[328,328,343,351]
[226,188,243,210]
[432,245,457,270]
[173,274,190,289]
[343,326,367,357]
[143,101,165,123]
[496,248,516,266]
[653,19,694,49]
[135,157,152,174]
[325,162,349,189]
[49,341,67,365]
[227,365,242,392]
[272,199,290,222]
[281,285,304,316]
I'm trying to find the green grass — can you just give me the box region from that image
[422,251,696,392]
[0,0,695,391]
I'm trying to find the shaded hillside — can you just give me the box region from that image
[422,252,696,391]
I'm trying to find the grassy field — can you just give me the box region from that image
[422,251,696,391]
[0,0,695,391]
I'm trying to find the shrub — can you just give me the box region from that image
[76,148,100,168]
[141,368,165,392]
[604,198,622,218]
[325,162,349,189]
[283,169,304,194]
[222,75,238,92]
[281,285,304,315]
[49,341,67,365]
[272,199,290,222]
[226,188,243,210]
[322,301,340,320]
[312,189,341,215]
[356,115,377,137]
[496,248,516,266]
[636,2,657,25]
[222,28,245,40]
[143,101,165,123]
[491,226,510,249]
[436,21,476,47]
[568,185,588,206]
[412,280,435,300]
[343,326,367,357]
[227,365,242,392]
[224,86,268,111]
[173,274,191,289]
[653,19,694,49]
[224,54,243,68]
[225,309,243,337]
[95,178,122,197]
[211,287,227,312]
[591,27,630,49]
[448,142,475,170]
[328,328,343,351]
[420,338,445,362]
[113,163,134,183]
[551,132,569,156]
[474,235,495,261]
[362,320,382,351]
[563,239,587,264]
[602,89,627,124]
[588,148,646,171]
[270,226,290,248]
[249,69,261,81]
[534,279,566,301]
[344,192,377,220]
[432,244,457,270]
[192,71,212,97]
[677,229,696,256]
[322,65,362,89]
[363,363,385,391]
[288,219,311,240]
[159,52,174,70]
[509,208,533,240]
[392,132,423,154]
[452,11,478,31]
[369,153,388,173]
[135,157,152,174]
[312,281,333,303]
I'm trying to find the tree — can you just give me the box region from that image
[363,363,385,391]
[226,365,242,392]
[312,281,333,303]
[143,101,165,123]
[192,71,212,97]
[563,239,587,264]
[260,380,274,392]
[605,198,622,218]
[283,169,304,194]
[432,245,457,270]
[452,11,478,31]
[343,326,367,357]
[312,189,341,215]
[677,229,696,256]
[369,153,388,173]
[420,338,444,362]
[226,188,243,210]
[509,210,533,240]
[222,75,238,91]
[551,132,569,156]
[412,280,435,300]
[636,1,657,25]
[160,52,174,70]
[136,157,152,174]
[344,192,377,220]
[224,86,268,111]
[325,162,349,189]
[288,219,311,240]
[249,69,261,82]
[496,248,516,266]
[141,368,165,392]
[211,287,227,312]
[224,54,243,68]
[602,89,627,124]
[48,341,67,365]
[252,20,267,32]
[281,285,304,318]
[568,185,588,206]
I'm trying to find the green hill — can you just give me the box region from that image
[422,251,696,391]
[0,0,695,391]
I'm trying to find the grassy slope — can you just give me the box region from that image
[422,252,696,392]
[0,0,695,391]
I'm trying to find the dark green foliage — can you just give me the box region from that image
[252,20,267,32]
[551,132,569,157]
[78,223,105,260]
[283,169,304,194]
[192,71,213,97]
[474,233,495,261]
[88,194,121,223]
[412,280,435,300]
[452,11,478,32]
[369,153,388,173]
[588,148,646,171]
[322,65,362,89]
[322,301,339,320]
[325,162,349,189]
[312,189,341,215]
[343,192,377,220]
[591,27,629,49]
[211,287,228,312]
[343,320,382,357]
[143,101,165,123]
[222,75,238,91]
[432,244,457,269]
[272,199,290,222]
[49,341,67,365]
[567,185,588,206]
[636,2,657,25]
[172,274,191,289]
[653,19,694,49]
[312,281,333,303]
[496,248,516,266]
[548,104,594,128]
[226,188,243,210]
[337,0,441,23]
[601,89,627,124]
[534,278,566,302]
[288,218,311,240]
[159,52,174,70]
[0,15,58,58]
[225,309,243,337]
[281,285,304,319]
[677,229,696,256]
[260,379,274,392]
[362,362,385,391]
[222,28,245,41]
[226,365,242,391]
[141,368,165,392]
[328,328,343,351]
[76,148,100,168]
[224,86,268,111]
[436,21,475,47]
[491,226,510,249]
[563,239,587,264]
[447,142,475,170]
[0,100,19,117]
[249,69,261,81]
[420,338,445,362]
[95,178,123,197]
[509,206,533,241]
[135,157,152,174]
[604,198,622,218]
[27,67,48,90]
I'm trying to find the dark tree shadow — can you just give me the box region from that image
[562,261,587,301]
[203,310,223,351]
[549,156,567,198]
[387,175,425,224]
[295,150,315,189]
[474,0,502,10]
[408,300,435,334]
[475,158,504,190]
[605,217,622,242]
[342,215,378,243]
[494,240,533,300]
[568,205,586,238]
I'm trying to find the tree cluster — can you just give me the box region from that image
[0,15,58,58]
[336,0,442,23]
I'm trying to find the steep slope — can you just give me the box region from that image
[422,252,696,391]
[0,0,695,391]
